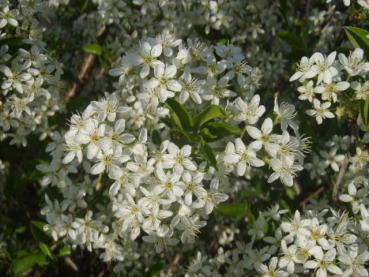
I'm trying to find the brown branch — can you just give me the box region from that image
[64,257,79,272]
[301,156,349,206]
[167,254,181,276]
[64,25,108,103]
[98,269,105,277]
[332,156,349,202]
[301,186,324,207]
[294,181,302,196]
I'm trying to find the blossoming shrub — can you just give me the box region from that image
[2,0,369,276]
[39,37,287,261]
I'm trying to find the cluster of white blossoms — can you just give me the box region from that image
[38,33,311,265]
[185,205,369,277]
[0,0,361,275]
[267,148,369,277]
[40,109,228,261]
[184,149,369,276]
[0,1,64,146]
[48,0,70,7]
[304,135,350,186]
[48,0,286,90]
[109,31,262,121]
[91,0,279,44]
[44,0,352,101]
[327,0,369,8]
[222,97,309,187]
[180,124,369,277]
[290,48,369,125]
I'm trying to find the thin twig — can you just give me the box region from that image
[64,25,108,103]
[332,156,349,202]
[64,257,79,272]
[294,181,302,196]
[167,254,181,276]
[301,186,324,207]
[98,269,105,277]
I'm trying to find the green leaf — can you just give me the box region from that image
[278,31,309,61]
[31,221,49,242]
[194,105,226,129]
[215,203,247,220]
[168,111,182,130]
[286,187,296,200]
[218,38,229,44]
[278,31,305,51]
[11,252,48,277]
[200,128,218,140]
[166,99,193,131]
[240,190,260,199]
[244,204,256,225]
[360,98,369,130]
[344,26,369,59]
[83,43,102,55]
[152,130,162,145]
[169,128,193,146]
[148,262,165,277]
[15,226,26,234]
[200,139,218,169]
[15,250,29,259]
[58,246,71,257]
[0,37,29,54]
[39,243,52,258]
[201,122,241,142]
[260,214,269,234]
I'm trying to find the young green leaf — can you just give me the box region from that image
[201,122,242,142]
[215,203,247,220]
[278,31,309,61]
[31,221,49,242]
[194,105,226,129]
[152,129,162,145]
[148,262,165,277]
[166,99,193,131]
[344,26,369,59]
[0,37,29,54]
[83,43,102,55]
[58,246,71,257]
[278,31,305,52]
[200,139,218,169]
[200,128,218,141]
[11,252,48,277]
[39,243,53,259]
[360,98,369,130]
[168,109,182,130]
[170,128,193,146]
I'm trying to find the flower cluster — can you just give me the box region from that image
[290,48,369,124]
[304,135,350,185]
[333,0,369,9]
[48,0,70,7]
[0,0,367,276]
[181,128,369,277]
[183,150,369,276]
[0,1,64,146]
[109,31,261,107]
[223,98,308,187]
[38,32,311,265]
[48,0,288,92]
[184,204,369,277]
[40,103,229,261]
